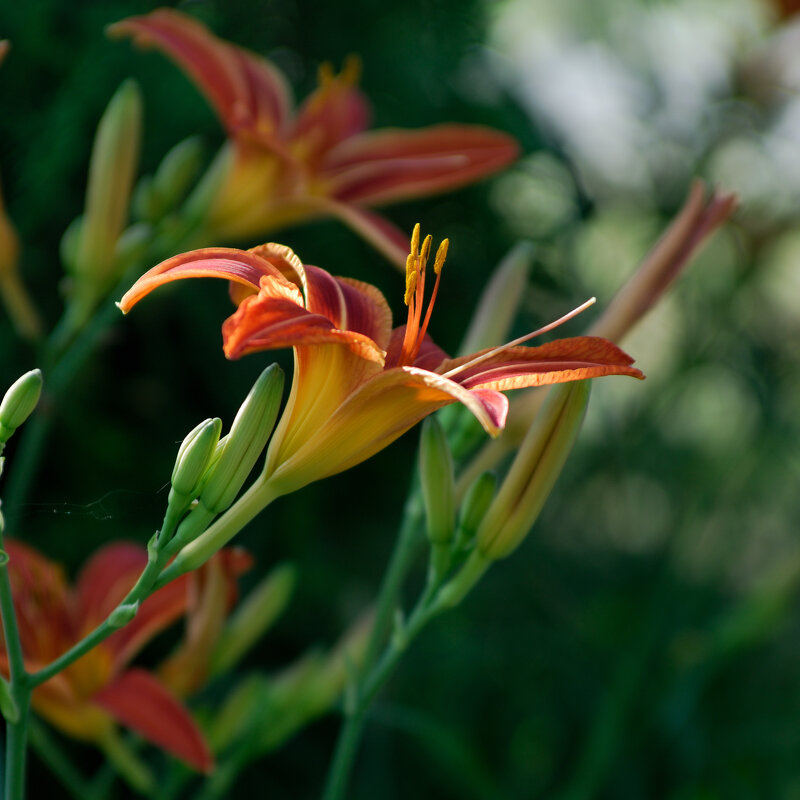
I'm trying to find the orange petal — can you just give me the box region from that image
[442,336,644,391]
[93,668,214,773]
[118,246,289,313]
[265,365,508,495]
[110,9,291,139]
[321,124,520,205]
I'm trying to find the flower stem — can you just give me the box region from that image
[0,529,31,800]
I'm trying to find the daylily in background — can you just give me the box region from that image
[0,539,250,773]
[119,226,643,504]
[110,9,519,268]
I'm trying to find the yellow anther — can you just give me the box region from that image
[341,54,362,86]
[410,223,420,258]
[434,239,449,275]
[404,268,418,306]
[420,234,433,267]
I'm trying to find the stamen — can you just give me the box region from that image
[433,239,449,275]
[410,222,420,257]
[441,297,597,379]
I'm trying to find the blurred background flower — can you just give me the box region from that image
[2,0,800,797]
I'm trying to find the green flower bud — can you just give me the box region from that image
[170,417,222,501]
[211,563,297,675]
[108,601,139,629]
[419,417,455,545]
[74,79,142,287]
[0,369,43,445]
[152,136,204,215]
[199,364,284,514]
[477,381,590,560]
[457,470,497,546]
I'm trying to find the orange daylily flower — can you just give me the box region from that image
[119,227,643,497]
[109,9,519,267]
[0,539,250,772]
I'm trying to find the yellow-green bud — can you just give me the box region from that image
[200,364,283,514]
[457,471,497,545]
[211,563,297,676]
[199,364,284,514]
[72,79,142,299]
[419,417,455,545]
[108,601,139,629]
[0,369,43,444]
[476,381,590,560]
[170,417,222,501]
[0,677,19,723]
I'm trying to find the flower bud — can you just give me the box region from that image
[457,471,497,546]
[0,369,43,445]
[477,380,590,560]
[134,137,204,223]
[108,601,139,629]
[170,417,222,501]
[199,364,284,514]
[419,417,455,546]
[69,79,142,321]
[211,562,297,675]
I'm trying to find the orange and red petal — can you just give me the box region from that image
[93,668,214,773]
[445,336,645,391]
[118,247,291,313]
[321,124,520,205]
[222,278,386,364]
[110,9,291,137]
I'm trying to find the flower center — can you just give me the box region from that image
[398,224,449,366]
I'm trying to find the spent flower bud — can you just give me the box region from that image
[0,369,43,445]
[477,381,591,560]
[419,417,455,545]
[108,601,139,629]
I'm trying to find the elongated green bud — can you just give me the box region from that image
[211,563,297,675]
[74,79,142,287]
[457,471,497,545]
[200,365,284,514]
[477,381,590,560]
[170,417,222,501]
[0,369,43,445]
[419,417,455,545]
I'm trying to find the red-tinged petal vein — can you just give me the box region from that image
[441,337,644,390]
[264,366,509,495]
[110,11,246,132]
[321,125,520,205]
[118,248,289,313]
[93,668,213,773]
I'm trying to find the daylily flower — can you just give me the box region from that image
[109,9,519,267]
[119,226,643,503]
[0,539,250,772]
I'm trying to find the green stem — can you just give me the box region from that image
[322,580,444,800]
[0,531,31,800]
